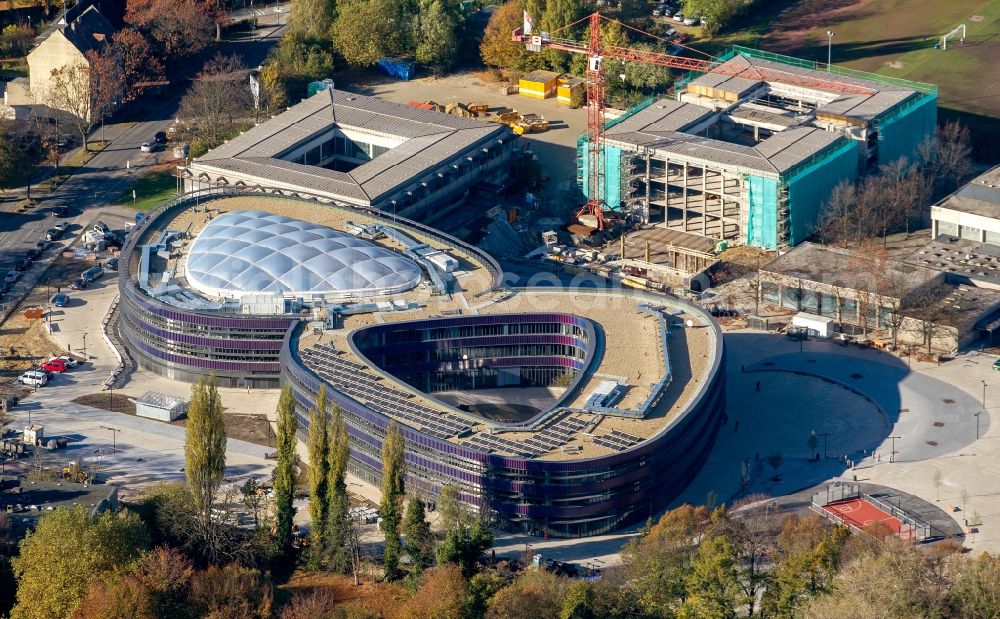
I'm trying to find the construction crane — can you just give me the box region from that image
[513,12,875,230]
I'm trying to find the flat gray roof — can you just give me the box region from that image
[764,241,941,292]
[933,165,1000,220]
[605,100,842,176]
[190,89,511,205]
[687,72,764,98]
[712,54,919,120]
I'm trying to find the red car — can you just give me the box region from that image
[41,359,67,373]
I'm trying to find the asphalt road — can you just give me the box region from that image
[0,19,288,296]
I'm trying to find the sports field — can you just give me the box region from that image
[709,0,1000,159]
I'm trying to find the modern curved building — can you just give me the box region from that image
[119,190,725,537]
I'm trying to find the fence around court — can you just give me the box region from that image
[810,482,931,543]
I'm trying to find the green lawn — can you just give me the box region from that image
[118,169,178,211]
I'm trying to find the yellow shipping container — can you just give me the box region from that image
[557,76,585,106]
[518,70,561,100]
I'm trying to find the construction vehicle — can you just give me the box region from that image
[61,461,90,483]
[513,12,876,229]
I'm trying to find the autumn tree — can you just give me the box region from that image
[760,514,848,616]
[683,0,745,36]
[306,385,329,564]
[273,386,299,559]
[486,569,566,619]
[11,506,150,619]
[112,28,165,102]
[720,495,782,616]
[331,0,416,67]
[379,421,406,579]
[42,64,94,151]
[397,565,468,619]
[0,121,35,193]
[480,1,532,71]
[125,0,213,61]
[72,546,193,619]
[185,374,227,529]
[189,563,274,619]
[620,503,711,615]
[85,48,124,139]
[951,552,1000,618]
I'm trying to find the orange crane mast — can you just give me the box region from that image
[513,12,875,230]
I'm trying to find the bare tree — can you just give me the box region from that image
[42,65,93,151]
[766,452,783,481]
[178,53,254,152]
[918,121,974,192]
[908,282,958,354]
[723,494,782,617]
[817,180,857,248]
[932,468,942,502]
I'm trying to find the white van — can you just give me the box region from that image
[19,371,48,387]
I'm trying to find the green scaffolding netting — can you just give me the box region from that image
[786,139,859,245]
[878,93,937,167]
[747,175,778,249]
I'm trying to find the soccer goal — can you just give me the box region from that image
[941,24,966,50]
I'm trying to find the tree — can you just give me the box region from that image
[486,569,566,619]
[178,53,254,152]
[560,580,596,619]
[683,0,745,36]
[437,520,493,578]
[480,1,530,71]
[289,0,335,40]
[720,496,782,616]
[766,452,784,481]
[907,282,958,354]
[188,563,273,619]
[306,386,329,563]
[620,504,710,615]
[273,386,299,558]
[414,0,461,73]
[72,546,193,619]
[125,0,213,61]
[398,565,468,619]
[0,122,33,193]
[920,121,973,191]
[379,421,406,579]
[43,64,94,151]
[325,403,354,576]
[951,552,1000,619]
[331,0,416,67]
[403,496,434,574]
[86,48,124,141]
[11,506,150,619]
[817,180,858,248]
[185,374,227,529]
[760,514,847,617]
[112,28,165,103]
[681,531,741,619]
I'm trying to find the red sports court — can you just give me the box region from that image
[822,498,901,535]
[811,482,929,542]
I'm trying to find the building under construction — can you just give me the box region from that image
[582,47,937,249]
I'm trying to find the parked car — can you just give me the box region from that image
[154,131,167,144]
[54,222,69,232]
[25,248,40,261]
[69,278,88,290]
[662,8,674,17]
[15,258,31,272]
[46,228,62,241]
[105,258,119,271]
[993,358,1000,372]
[51,293,69,307]
[81,266,104,283]
[49,205,69,217]
[673,12,684,21]
[5,271,20,284]
[54,355,79,368]
[18,371,47,387]
[41,359,67,373]
[0,280,11,294]
[140,141,161,153]
[683,15,699,25]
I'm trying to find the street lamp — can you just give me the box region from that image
[101,426,120,454]
[983,381,988,409]
[826,31,835,71]
[888,435,900,462]
[82,332,87,358]
[975,411,981,440]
